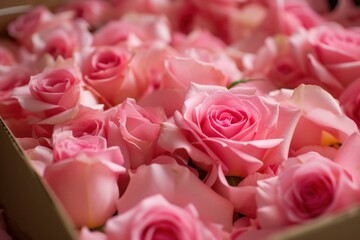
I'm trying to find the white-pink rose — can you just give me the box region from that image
[44,150,126,228]
[256,151,360,228]
[159,83,300,181]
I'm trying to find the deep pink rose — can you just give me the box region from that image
[107,194,224,240]
[105,98,166,169]
[256,151,360,228]
[44,150,126,228]
[159,83,300,181]
[75,46,138,106]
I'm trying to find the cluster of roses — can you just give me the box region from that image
[1,0,360,239]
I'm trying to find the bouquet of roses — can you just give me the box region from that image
[1,0,360,239]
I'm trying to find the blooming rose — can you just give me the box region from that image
[256,151,360,228]
[75,46,138,106]
[106,194,224,240]
[159,83,300,182]
[105,98,166,169]
[44,150,126,228]
[14,62,80,122]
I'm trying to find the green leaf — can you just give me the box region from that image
[227,79,253,89]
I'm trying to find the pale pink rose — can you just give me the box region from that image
[31,19,92,59]
[53,106,106,138]
[141,56,229,116]
[292,25,360,95]
[116,158,234,231]
[280,0,325,35]
[339,78,360,127]
[44,151,126,228]
[179,47,242,82]
[213,165,274,218]
[248,34,333,93]
[107,194,224,240]
[8,6,54,44]
[75,46,139,106]
[334,133,360,189]
[93,13,171,47]
[277,84,359,152]
[24,145,53,176]
[0,65,31,119]
[56,0,112,27]
[105,98,166,169]
[256,151,360,228]
[79,228,106,240]
[159,83,300,181]
[52,131,108,162]
[13,61,98,124]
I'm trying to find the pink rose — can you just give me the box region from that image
[105,98,166,169]
[159,83,300,181]
[280,0,325,35]
[106,194,224,240]
[8,6,54,44]
[31,19,92,59]
[256,151,360,228]
[339,78,360,127]
[75,46,138,106]
[276,84,359,152]
[56,0,112,27]
[93,13,171,47]
[295,25,360,95]
[13,61,99,124]
[52,130,108,162]
[116,158,234,231]
[44,150,126,228]
[53,106,106,138]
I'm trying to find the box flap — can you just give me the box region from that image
[0,118,76,240]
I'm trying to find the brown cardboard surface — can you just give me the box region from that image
[0,118,76,240]
[273,206,360,240]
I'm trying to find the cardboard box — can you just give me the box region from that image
[1,1,360,239]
